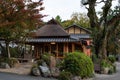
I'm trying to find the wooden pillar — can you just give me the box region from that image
[50,44,51,53]
[36,46,39,58]
[56,43,58,58]
[72,43,75,52]
[66,43,68,53]
[64,43,68,53]
[30,45,32,55]
[82,45,87,55]
[34,46,36,58]
[23,44,26,58]
[64,43,66,53]
[43,44,45,53]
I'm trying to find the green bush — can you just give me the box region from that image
[62,52,94,78]
[1,47,21,58]
[108,65,114,74]
[36,59,43,66]
[113,64,116,73]
[0,57,9,63]
[101,59,116,74]
[91,53,98,63]
[0,57,19,67]
[9,58,19,67]
[30,64,38,75]
[41,53,52,66]
[101,60,111,68]
[58,71,71,80]
[108,55,116,63]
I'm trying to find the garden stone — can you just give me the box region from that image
[50,56,56,69]
[42,62,48,66]
[71,76,81,80]
[32,67,41,76]
[50,56,56,76]
[102,67,109,74]
[52,68,60,77]
[39,65,51,77]
[0,62,10,69]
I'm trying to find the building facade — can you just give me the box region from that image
[26,19,91,59]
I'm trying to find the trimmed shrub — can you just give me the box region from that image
[58,71,71,80]
[61,52,94,78]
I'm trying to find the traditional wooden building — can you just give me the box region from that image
[65,24,91,56]
[26,19,91,58]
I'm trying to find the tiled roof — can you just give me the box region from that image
[26,34,91,43]
[26,38,78,43]
[70,34,91,40]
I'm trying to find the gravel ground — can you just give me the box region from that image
[0,72,57,80]
[0,62,120,80]
[0,63,32,75]
[0,62,57,80]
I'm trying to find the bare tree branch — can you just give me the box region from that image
[96,0,106,4]
[102,0,112,22]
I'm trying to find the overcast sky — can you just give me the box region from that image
[41,0,119,22]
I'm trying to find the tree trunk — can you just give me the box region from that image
[100,35,107,59]
[85,0,120,59]
[6,41,10,58]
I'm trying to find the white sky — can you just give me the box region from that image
[41,0,119,22]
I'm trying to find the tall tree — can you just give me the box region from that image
[71,12,90,28]
[107,6,120,55]
[81,0,120,59]
[0,0,44,58]
[62,20,74,28]
[55,15,62,23]
[61,12,90,28]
